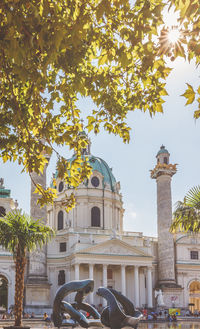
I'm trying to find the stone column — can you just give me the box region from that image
[28,170,48,280]
[102,264,107,307]
[75,263,79,280]
[121,265,126,295]
[89,264,94,305]
[147,267,153,308]
[134,265,139,307]
[25,158,51,314]
[151,146,177,287]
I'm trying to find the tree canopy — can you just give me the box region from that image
[0,0,199,208]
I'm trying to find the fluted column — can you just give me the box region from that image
[89,264,94,304]
[147,267,153,308]
[121,265,126,295]
[102,264,107,307]
[134,265,139,307]
[75,263,79,280]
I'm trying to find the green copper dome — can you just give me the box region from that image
[156,145,169,157]
[53,154,117,191]
[88,155,116,191]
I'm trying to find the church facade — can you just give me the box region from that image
[0,145,200,314]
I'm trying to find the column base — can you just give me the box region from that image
[155,284,183,309]
[157,280,182,289]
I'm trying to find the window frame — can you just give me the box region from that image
[59,242,66,252]
[190,250,198,260]
[91,206,100,227]
[58,210,64,230]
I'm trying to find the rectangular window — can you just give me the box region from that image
[191,251,198,259]
[60,242,66,252]
[107,268,113,280]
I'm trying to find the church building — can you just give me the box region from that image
[0,144,200,314]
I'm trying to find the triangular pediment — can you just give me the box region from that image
[77,238,151,258]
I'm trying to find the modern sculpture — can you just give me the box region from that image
[97,287,143,329]
[52,279,102,328]
[52,280,143,329]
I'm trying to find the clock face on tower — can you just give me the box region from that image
[91,176,100,187]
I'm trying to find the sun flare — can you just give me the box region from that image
[168,27,181,45]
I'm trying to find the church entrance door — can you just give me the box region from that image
[189,281,200,312]
[0,275,8,312]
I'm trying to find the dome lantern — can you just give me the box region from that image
[156,145,170,165]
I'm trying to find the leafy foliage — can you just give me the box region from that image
[171,186,200,233]
[0,0,171,207]
[159,0,200,118]
[0,0,200,209]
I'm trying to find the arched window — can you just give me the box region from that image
[0,207,6,217]
[164,157,168,164]
[91,207,100,227]
[58,211,64,230]
[58,181,64,192]
[0,275,8,310]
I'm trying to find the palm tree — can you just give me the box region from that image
[0,210,55,327]
[171,185,200,233]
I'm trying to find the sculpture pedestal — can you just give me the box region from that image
[24,282,52,314]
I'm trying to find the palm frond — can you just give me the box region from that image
[186,185,200,209]
[171,186,200,233]
[0,210,55,257]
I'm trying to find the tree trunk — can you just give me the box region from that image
[14,247,26,327]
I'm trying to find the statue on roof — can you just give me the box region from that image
[0,178,4,188]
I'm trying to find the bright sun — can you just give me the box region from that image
[168,27,181,44]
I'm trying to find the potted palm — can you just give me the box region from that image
[0,210,55,328]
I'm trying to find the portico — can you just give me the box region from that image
[71,259,153,308]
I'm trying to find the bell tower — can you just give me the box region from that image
[151,145,177,287]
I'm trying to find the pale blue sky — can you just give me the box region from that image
[1,57,199,237]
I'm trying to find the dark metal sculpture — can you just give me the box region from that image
[97,287,143,329]
[52,279,102,328]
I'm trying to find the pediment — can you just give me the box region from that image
[78,238,151,258]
